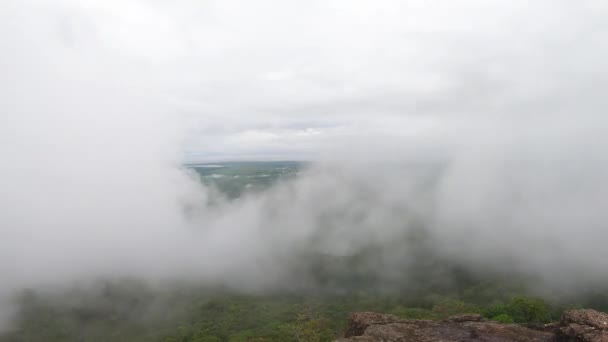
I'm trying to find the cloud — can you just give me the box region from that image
[1,0,608,329]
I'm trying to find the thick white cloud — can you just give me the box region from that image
[8,0,607,161]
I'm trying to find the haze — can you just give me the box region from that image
[1,0,607,330]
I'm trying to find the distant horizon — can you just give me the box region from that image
[182,159,306,166]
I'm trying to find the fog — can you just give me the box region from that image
[1,0,608,329]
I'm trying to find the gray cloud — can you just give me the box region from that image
[1,0,608,329]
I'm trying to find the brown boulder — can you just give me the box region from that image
[446,313,484,322]
[562,309,608,330]
[557,309,608,342]
[339,309,608,342]
[340,312,553,341]
[344,312,403,337]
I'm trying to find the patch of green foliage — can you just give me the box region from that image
[483,296,553,323]
[0,280,576,342]
[492,314,514,323]
[432,300,481,317]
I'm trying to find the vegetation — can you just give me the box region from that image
[1,278,601,342]
[483,296,553,324]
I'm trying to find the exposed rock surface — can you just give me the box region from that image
[338,309,608,342]
[557,309,608,341]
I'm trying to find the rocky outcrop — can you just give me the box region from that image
[557,309,608,341]
[338,309,608,342]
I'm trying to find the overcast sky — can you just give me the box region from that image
[3,0,608,162]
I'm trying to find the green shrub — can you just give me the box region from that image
[492,314,514,323]
[432,300,481,318]
[483,297,551,323]
[507,296,551,323]
[484,304,509,318]
[276,316,333,342]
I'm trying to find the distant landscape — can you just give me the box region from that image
[187,161,302,199]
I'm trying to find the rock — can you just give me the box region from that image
[557,309,608,341]
[562,309,608,330]
[344,312,403,337]
[445,313,483,322]
[523,322,562,335]
[340,312,553,341]
[339,309,608,341]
